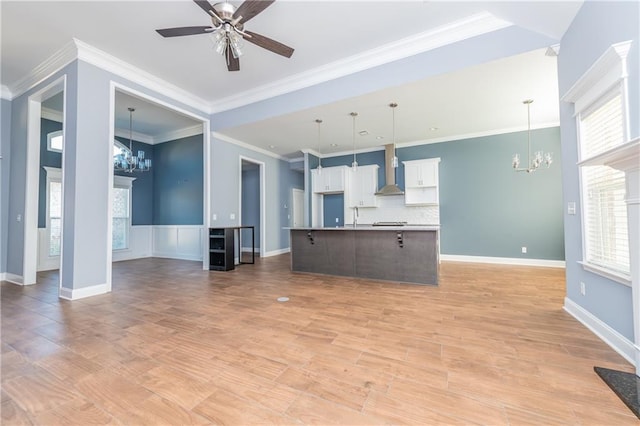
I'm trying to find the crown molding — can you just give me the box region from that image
[74,39,212,115]
[114,128,154,145]
[209,12,512,113]
[212,131,287,161]
[562,40,632,114]
[41,107,63,123]
[8,40,77,99]
[154,124,204,144]
[1,85,12,100]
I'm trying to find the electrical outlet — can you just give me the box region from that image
[335,218,339,223]
[580,282,586,296]
[521,246,527,254]
[230,213,235,220]
[212,214,217,221]
[568,202,576,215]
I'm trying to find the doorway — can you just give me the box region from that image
[23,77,65,286]
[291,188,304,228]
[240,157,265,259]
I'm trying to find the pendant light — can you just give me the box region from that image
[512,99,552,173]
[315,118,323,174]
[350,112,358,171]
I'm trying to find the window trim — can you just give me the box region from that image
[47,130,63,153]
[113,175,136,251]
[562,40,632,282]
[43,166,62,257]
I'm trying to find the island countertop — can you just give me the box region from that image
[285,225,440,231]
[289,227,439,285]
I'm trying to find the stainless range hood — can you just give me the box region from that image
[375,144,404,196]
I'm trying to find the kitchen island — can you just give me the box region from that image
[289,226,439,285]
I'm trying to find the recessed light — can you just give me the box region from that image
[330,143,338,147]
[429,127,439,131]
[359,130,369,136]
[269,144,276,149]
[376,136,384,140]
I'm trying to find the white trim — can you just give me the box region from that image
[564,297,635,365]
[209,12,512,112]
[578,261,632,286]
[310,122,560,160]
[41,107,63,123]
[562,40,632,114]
[440,254,565,268]
[8,40,77,99]
[155,124,204,144]
[263,247,290,258]
[214,132,287,161]
[59,283,109,301]
[2,273,25,285]
[114,128,154,145]
[239,156,266,258]
[75,39,211,113]
[1,85,12,100]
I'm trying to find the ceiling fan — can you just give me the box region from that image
[156,0,294,72]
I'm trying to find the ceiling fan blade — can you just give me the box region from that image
[243,30,294,58]
[226,48,240,71]
[233,0,275,24]
[156,26,212,38]
[193,0,214,15]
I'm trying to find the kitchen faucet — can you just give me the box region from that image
[353,206,359,228]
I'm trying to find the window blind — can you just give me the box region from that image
[579,88,630,276]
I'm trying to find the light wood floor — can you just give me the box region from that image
[1,255,636,425]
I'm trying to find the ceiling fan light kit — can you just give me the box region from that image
[156,0,294,71]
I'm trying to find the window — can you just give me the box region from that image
[562,41,632,283]
[112,176,135,250]
[47,130,63,152]
[579,89,629,276]
[48,178,62,256]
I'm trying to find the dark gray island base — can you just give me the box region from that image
[289,227,439,285]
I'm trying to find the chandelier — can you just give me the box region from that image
[512,99,552,173]
[114,107,151,173]
[210,3,245,60]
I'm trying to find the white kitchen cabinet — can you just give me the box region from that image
[312,166,347,193]
[404,159,439,187]
[403,158,440,205]
[348,164,379,207]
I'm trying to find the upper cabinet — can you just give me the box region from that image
[312,166,347,193]
[403,158,440,205]
[348,164,379,208]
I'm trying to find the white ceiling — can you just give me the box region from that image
[1,1,583,156]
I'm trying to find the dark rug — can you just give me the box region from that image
[594,366,640,419]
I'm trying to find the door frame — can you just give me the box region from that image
[238,156,265,258]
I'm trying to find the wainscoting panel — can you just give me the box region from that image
[152,225,204,261]
[113,226,153,262]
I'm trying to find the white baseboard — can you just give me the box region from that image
[264,247,290,258]
[241,247,260,253]
[2,273,24,285]
[152,252,202,262]
[440,254,565,268]
[59,283,109,300]
[563,297,635,365]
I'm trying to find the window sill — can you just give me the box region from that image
[578,261,631,287]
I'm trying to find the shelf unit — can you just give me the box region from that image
[209,228,234,271]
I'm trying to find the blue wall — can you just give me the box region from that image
[38,118,63,228]
[558,0,639,341]
[153,134,204,225]
[323,194,344,227]
[317,127,564,260]
[1,98,11,273]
